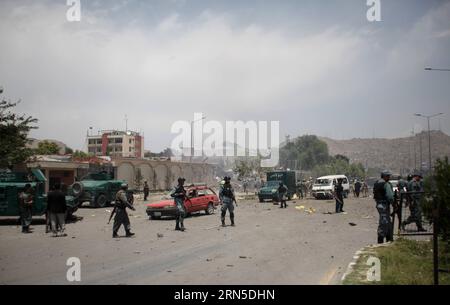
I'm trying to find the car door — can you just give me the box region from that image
[184,188,199,212]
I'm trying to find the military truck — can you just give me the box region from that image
[0,169,78,217]
[258,171,297,202]
[68,172,133,208]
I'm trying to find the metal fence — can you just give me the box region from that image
[393,191,448,285]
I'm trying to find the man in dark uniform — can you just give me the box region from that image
[143,180,150,201]
[171,178,187,231]
[374,171,394,244]
[401,172,426,232]
[113,183,136,238]
[277,182,288,208]
[354,180,362,198]
[219,176,236,227]
[334,178,345,213]
[19,184,33,233]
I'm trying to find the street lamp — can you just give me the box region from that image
[414,113,444,172]
[190,115,206,163]
[425,67,450,72]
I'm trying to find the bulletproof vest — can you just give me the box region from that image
[173,186,185,198]
[373,180,386,201]
[222,185,233,198]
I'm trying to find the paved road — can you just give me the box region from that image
[0,196,379,285]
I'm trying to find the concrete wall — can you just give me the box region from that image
[113,159,216,191]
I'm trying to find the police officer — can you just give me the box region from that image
[373,171,394,244]
[18,184,33,234]
[112,183,136,238]
[171,178,187,231]
[143,180,150,201]
[277,182,288,208]
[220,176,236,227]
[334,178,345,213]
[401,172,426,232]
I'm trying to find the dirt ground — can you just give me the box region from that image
[0,195,380,285]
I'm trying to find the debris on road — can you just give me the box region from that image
[349,223,357,227]
[239,256,247,259]
[295,206,305,211]
[157,233,164,238]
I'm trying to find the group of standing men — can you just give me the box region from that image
[373,170,425,244]
[19,183,68,237]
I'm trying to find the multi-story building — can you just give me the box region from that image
[86,130,144,158]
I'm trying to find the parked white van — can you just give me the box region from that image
[311,175,350,199]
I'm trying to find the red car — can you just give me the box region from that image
[146,185,220,219]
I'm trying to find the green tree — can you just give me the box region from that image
[72,150,89,159]
[34,140,60,155]
[280,135,329,170]
[0,94,38,169]
[423,157,450,240]
[66,147,73,154]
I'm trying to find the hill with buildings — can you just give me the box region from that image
[318,130,450,173]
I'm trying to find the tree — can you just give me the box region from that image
[423,157,450,240]
[279,135,329,170]
[0,93,38,169]
[72,150,89,159]
[34,140,60,155]
[66,147,73,154]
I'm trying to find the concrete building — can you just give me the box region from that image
[86,130,144,158]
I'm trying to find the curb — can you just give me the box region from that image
[341,242,393,283]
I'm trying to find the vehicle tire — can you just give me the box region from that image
[205,203,215,215]
[259,197,264,203]
[95,194,108,208]
[71,182,84,197]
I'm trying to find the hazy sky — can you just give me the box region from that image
[1,0,450,152]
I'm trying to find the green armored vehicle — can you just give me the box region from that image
[258,171,297,202]
[0,169,78,217]
[68,172,133,208]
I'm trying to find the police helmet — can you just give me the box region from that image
[381,170,392,178]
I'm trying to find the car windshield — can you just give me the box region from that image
[315,179,330,185]
[266,181,281,187]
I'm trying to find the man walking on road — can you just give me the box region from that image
[373,171,394,244]
[334,178,345,213]
[113,183,136,238]
[47,183,67,237]
[171,178,187,232]
[220,176,236,227]
[277,182,288,208]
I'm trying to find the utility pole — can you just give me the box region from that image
[415,113,445,172]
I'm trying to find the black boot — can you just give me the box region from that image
[113,232,119,238]
[221,211,226,227]
[230,213,235,227]
[175,219,181,231]
[377,236,384,244]
[125,230,135,237]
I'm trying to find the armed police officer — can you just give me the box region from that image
[277,182,288,208]
[373,171,394,244]
[401,172,426,232]
[334,178,345,213]
[112,183,136,238]
[171,178,188,232]
[220,176,236,227]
